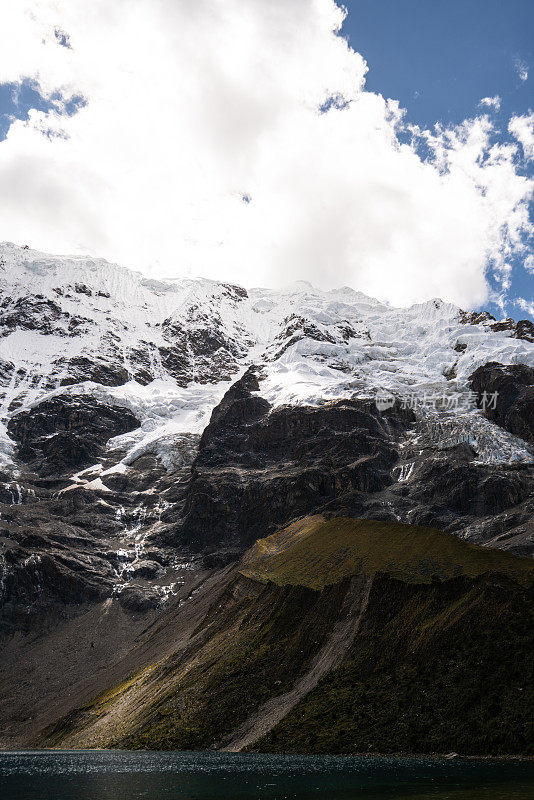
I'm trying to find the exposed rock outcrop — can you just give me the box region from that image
[469,362,534,444]
[459,310,534,343]
[170,368,415,551]
[8,396,140,475]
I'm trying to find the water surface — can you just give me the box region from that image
[0,750,533,800]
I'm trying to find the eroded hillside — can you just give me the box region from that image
[23,518,533,757]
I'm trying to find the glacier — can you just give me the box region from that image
[0,241,532,475]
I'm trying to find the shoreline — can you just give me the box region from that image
[0,748,533,762]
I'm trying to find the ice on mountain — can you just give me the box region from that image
[0,242,532,472]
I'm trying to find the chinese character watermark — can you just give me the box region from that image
[374,390,498,412]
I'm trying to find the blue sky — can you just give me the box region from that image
[0,80,84,140]
[341,0,533,319]
[0,1,532,318]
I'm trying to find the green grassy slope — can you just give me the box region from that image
[41,578,350,751]
[240,516,534,589]
[39,518,534,756]
[120,581,348,752]
[255,571,534,756]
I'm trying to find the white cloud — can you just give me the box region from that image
[515,58,528,82]
[509,112,534,160]
[479,96,501,111]
[516,297,534,318]
[0,0,532,309]
[494,262,512,291]
[525,254,534,274]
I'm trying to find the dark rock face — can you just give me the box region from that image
[56,357,131,387]
[489,318,534,343]
[2,359,533,639]
[1,396,151,634]
[0,497,119,637]
[7,396,140,475]
[459,309,496,326]
[0,475,190,638]
[459,311,534,343]
[0,297,71,337]
[142,366,534,558]
[170,368,415,551]
[406,457,531,520]
[0,387,201,638]
[515,319,534,343]
[469,362,534,444]
[160,317,250,387]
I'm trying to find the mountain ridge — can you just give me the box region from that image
[0,242,532,756]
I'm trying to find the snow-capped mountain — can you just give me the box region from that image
[0,242,533,637]
[0,241,532,470]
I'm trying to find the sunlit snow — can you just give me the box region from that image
[0,242,532,472]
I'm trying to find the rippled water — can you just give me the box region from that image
[0,750,533,800]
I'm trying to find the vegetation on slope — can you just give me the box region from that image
[42,577,349,751]
[255,572,534,756]
[241,516,534,589]
[40,517,534,756]
[120,580,349,751]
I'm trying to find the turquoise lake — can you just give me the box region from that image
[0,750,533,799]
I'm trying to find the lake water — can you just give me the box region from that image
[0,750,533,800]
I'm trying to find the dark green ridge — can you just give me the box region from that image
[241,516,534,590]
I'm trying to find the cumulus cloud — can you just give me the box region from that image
[0,0,532,308]
[509,112,534,160]
[516,296,534,317]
